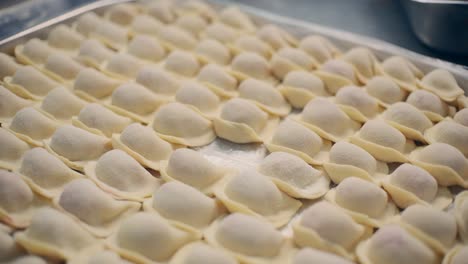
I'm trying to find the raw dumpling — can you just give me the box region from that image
[175,81,220,117]
[152,102,215,147]
[219,6,255,32]
[382,163,452,209]
[4,66,60,99]
[213,98,278,143]
[315,59,358,94]
[230,35,273,59]
[158,26,198,50]
[376,56,423,92]
[230,52,276,83]
[325,177,397,227]
[406,90,450,121]
[90,21,128,50]
[266,119,331,165]
[203,23,239,44]
[40,87,87,121]
[270,47,317,80]
[54,179,140,237]
[136,66,180,97]
[69,247,132,264]
[164,50,200,77]
[0,85,32,122]
[454,108,468,127]
[47,25,84,51]
[0,53,20,79]
[293,248,355,264]
[73,68,121,100]
[299,35,340,63]
[75,12,102,37]
[131,14,162,36]
[238,78,291,116]
[342,47,378,83]
[409,143,468,187]
[175,14,208,36]
[112,123,173,171]
[169,242,238,264]
[176,1,217,22]
[424,120,468,157]
[443,246,468,264]
[43,53,84,82]
[257,24,298,50]
[455,191,468,243]
[147,1,176,23]
[334,86,380,122]
[214,169,302,227]
[382,102,432,142]
[74,103,132,137]
[126,35,166,62]
[84,149,161,201]
[279,71,329,108]
[105,3,138,26]
[298,98,360,142]
[323,141,388,184]
[77,39,115,67]
[104,53,145,79]
[195,39,231,65]
[197,64,238,97]
[356,225,437,264]
[15,39,54,65]
[364,76,407,107]
[418,69,464,102]
[0,128,30,170]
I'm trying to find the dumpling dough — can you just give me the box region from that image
[126,35,166,62]
[266,119,331,165]
[164,50,200,77]
[74,103,132,137]
[105,3,138,26]
[230,35,273,59]
[325,177,397,227]
[84,149,161,201]
[104,53,145,79]
[47,25,84,51]
[112,123,173,171]
[0,85,32,122]
[315,59,358,94]
[152,102,215,147]
[323,141,388,184]
[55,179,140,237]
[15,39,54,65]
[238,78,291,116]
[40,87,87,121]
[454,108,468,127]
[175,14,208,36]
[364,76,407,107]
[382,163,452,209]
[424,120,468,157]
[73,68,121,100]
[298,98,360,142]
[356,225,437,264]
[169,242,238,264]
[214,169,302,227]
[176,1,217,22]
[69,247,132,264]
[131,14,162,36]
[0,128,29,170]
[299,35,340,63]
[229,52,276,83]
[270,47,318,80]
[75,12,103,37]
[43,53,84,82]
[376,56,423,92]
[293,201,368,260]
[213,98,278,143]
[90,21,129,50]
[197,64,238,97]
[136,66,180,97]
[147,1,176,23]
[406,90,450,121]
[203,23,239,44]
[443,246,468,264]
[279,71,329,108]
[455,191,468,243]
[257,24,297,50]
[258,152,329,199]
[418,69,464,102]
[219,6,255,32]
[0,53,20,79]
[334,86,380,122]
[77,39,115,67]
[4,66,60,99]
[382,102,432,142]
[409,143,468,187]
[342,47,378,83]
[158,26,198,51]
[195,39,231,65]
[293,248,355,264]
[160,148,225,195]
[175,81,220,117]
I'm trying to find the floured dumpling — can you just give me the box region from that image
[160,148,225,194]
[197,64,238,97]
[293,201,368,260]
[105,3,139,26]
[279,71,329,108]
[147,1,176,23]
[342,47,378,83]
[382,102,432,141]
[131,14,162,36]
[73,68,121,100]
[0,53,20,79]
[176,1,217,22]
[175,14,208,36]
[75,12,102,37]
[195,39,231,65]
[418,69,464,102]
[203,23,239,44]
[40,87,87,121]
[158,26,198,51]
[1,227,46,264]
[0,85,32,122]
[69,247,132,264]
[299,35,340,63]
[108,212,198,263]
[55,179,140,237]
[175,81,220,117]
[214,98,278,143]
[126,35,166,62]
[293,248,355,264]
[334,86,380,122]
[356,225,437,264]
[454,108,468,127]
[214,169,302,227]
[298,98,360,142]
[257,24,298,50]
[315,59,358,94]
[230,35,273,59]
[443,246,468,264]
[4,66,60,99]
[219,6,255,32]
[165,50,200,77]
[73,103,132,137]
[325,177,397,227]
[266,119,331,165]
[136,66,180,97]
[17,148,83,198]
[152,102,215,146]
[376,56,423,92]
[323,141,388,184]
[230,52,275,83]
[47,25,84,51]
[77,39,115,67]
[15,39,54,65]
[258,152,329,199]
[112,123,172,171]
[409,143,468,187]
[455,191,468,243]
[364,76,407,107]
[43,53,84,82]
[90,21,128,50]
[104,53,145,79]
[84,149,161,201]
[425,120,468,157]
[406,90,450,121]
[0,128,29,170]
[350,119,414,162]
[382,163,452,209]
[238,78,291,116]
[270,47,318,80]
[169,242,238,264]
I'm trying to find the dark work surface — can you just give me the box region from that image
[0,0,467,66]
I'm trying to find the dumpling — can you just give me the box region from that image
[297,98,360,142]
[107,212,198,263]
[47,125,111,170]
[409,143,468,187]
[350,119,415,162]
[0,128,30,170]
[230,35,273,59]
[0,53,20,79]
[103,53,145,79]
[204,213,289,264]
[131,14,162,36]
[266,119,332,165]
[376,56,423,92]
[219,6,255,32]
[164,50,200,77]
[169,242,238,264]
[147,1,176,23]
[195,39,231,65]
[40,87,87,121]
[175,14,208,36]
[47,25,84,51]
[73,103,132,137]
[214,169,302,227]
[397,204,456,254]
[323,141,388,184]
[90,21,129,50]
[424,120,468,157]
[299,35,340,63]
[14,208,96,260]
[315,59,358,94]
[364,76,407,107]
[77,39,115,67]
[258,152,329,199]
[443,246,468,264]
[293,248,356,264]
[69,247,132,264]
[455,191,468,243]
[238,78,291,116]
[16,148,83,198]
[342,47,379,83]
[5,107,58,146]
[0,170,47,228]
[176,1,217,22]
[126,35,166,62]
[356,225,437,264]
[73,68,121,100]
[381,102,432,142]
[175,81,220,117]
[454,108,468,127]
[293,201,369,260]
[136,66,180,97]
[406,90,451,121]
[105,3,139,26]
[229,52,276,83]
[4,66,60,99]
[143,181,221,232]
[42,54,84,83]
[15,39,55,65]
[270,48,318,80]
[213,98,278,143]
[1,227,43,263]
[325,177,397,228]
[158,26,198,51]
[160,148,226,195]
[203,23,239,44]
[257,24,298,50]
[74,12,102,37]
[334,86,380,122]
[152,103,216,147]
[279,71,329,108]
[197,64,238,97]
[0,85,32,122]
[54,179,140,237]
[382,163,452,209]
[84,149,161,201]
[418,69,464,102]
[112,123,173,171]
